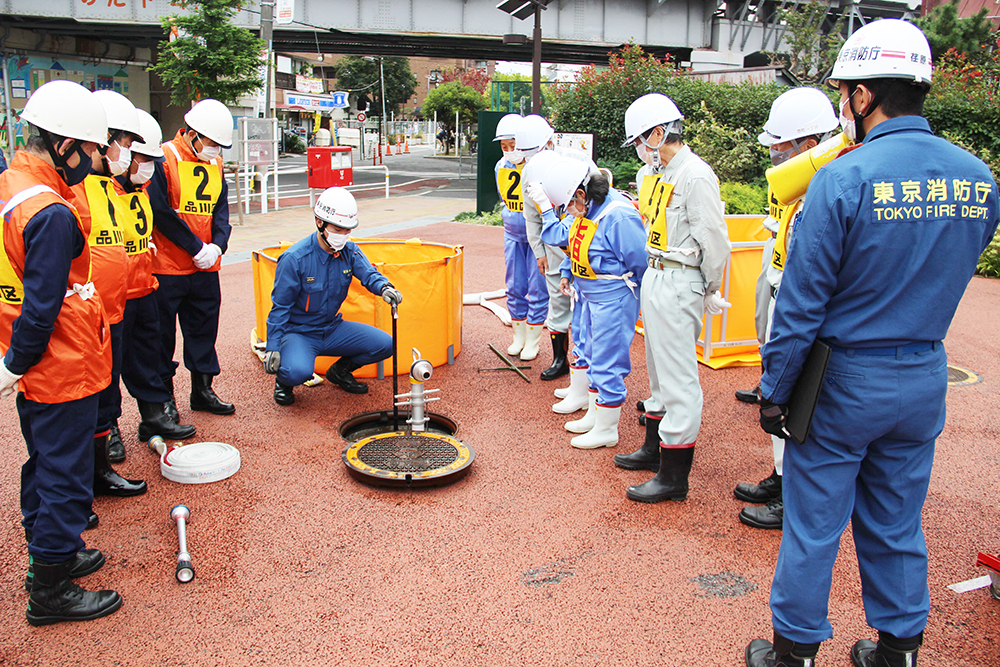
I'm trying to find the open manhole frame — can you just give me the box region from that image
[338,409,457,443]
[341,431,475,488]
[947,365,982,387]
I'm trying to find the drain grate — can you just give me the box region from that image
[947,365,982,387]
[342,431,474,487]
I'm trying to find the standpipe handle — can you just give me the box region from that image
[170,504,195,583]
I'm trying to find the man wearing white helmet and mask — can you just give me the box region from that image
[263,187,400,405]
[734,87,838,532]
[147,98,236,419]
[113,109,198,447]
[0,80,122,625]
[745,20,999,667]
[615,93,731,503]
[493,113,548,362]
[67,90,147,500]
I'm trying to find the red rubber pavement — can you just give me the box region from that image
[0,221,997,666]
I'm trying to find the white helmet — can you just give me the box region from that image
[21,80,108,146]
[542,158,590,210]
[93,90,142,139]
[622,93,683,147]
[514,114,554,157]
[184,99,234,148]
[758,87,838,146]
[314,187,359,229]
[493,113,522,142]
[830,19,932,86]
[132,109,165,159]
[520,150,562,190]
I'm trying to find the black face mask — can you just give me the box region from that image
[41,130,94,186]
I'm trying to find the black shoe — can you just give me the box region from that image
[274,379,295,405]
[93,434,147,498]
[107,422,125,463]
[540,332,569,381]
[190,372,236,415]
[26,549,105,592]
[26,559,122,626]
[137,400,197,441]
[734,468,782,503]
[736,384,761,404]
[745,632,820,667]
[326,358,369,394]
[626,446,694,503]
[850,632,922,667]
[739,497,783,530]
[164,376,180,423]
[636,400,645,412]
[638,413,646,426]
[614,413,660,472]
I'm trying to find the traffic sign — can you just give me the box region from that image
[357,112,367,122]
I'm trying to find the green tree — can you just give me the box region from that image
[489,72,555,116]
[331,56,417,117]
[422,81,488,154]
[772,0,844,86]
[151,0,264,107]
[917,0,997,63]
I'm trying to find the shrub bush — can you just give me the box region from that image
[721,182,769,215]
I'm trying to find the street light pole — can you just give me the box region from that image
[380,56,387,148]
[260,1,274,119]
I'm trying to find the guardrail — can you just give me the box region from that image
[229,164,391,214]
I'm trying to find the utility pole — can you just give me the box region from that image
[531,4,541,114]
[260,1,274,119]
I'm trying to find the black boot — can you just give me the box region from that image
[137,400,197,441]
[539,332,569,381]
[326,358,369,394]
[163,376,180,424]
[26,559,122,626]
[93,434,147,497]
[190,372,236,414]
[107,422,125,464]
[736,384,762,404]
[626,446,694,503]
[274,379,295,405]
[746,631,820,667]
[735,468,782,503]
[25,550,105,592]
[739,496,784,530]
[86,512,99,530]
[851,632,922,667]
[614,413,661,472]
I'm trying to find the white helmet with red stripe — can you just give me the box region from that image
[829,19,932,86]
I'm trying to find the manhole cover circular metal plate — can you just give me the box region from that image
[341,432,475,487]
[947,365,982,386]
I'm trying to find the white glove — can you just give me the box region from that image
[381,285,403,306]
[263,350,280,374]
[148,240,157,257]
[0,359,23,399]
[193,243,222,270]
[704,290,732,316]
[524,181,552,214]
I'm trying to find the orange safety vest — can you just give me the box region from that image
[110,178,158,300]
[151,130,225,275]
[68,174,128,324]
[0,152,111,403]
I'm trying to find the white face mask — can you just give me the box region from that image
[196,143,222,162]
[324,229,350,251]
[130,160,155,185]
[503,149,524,165]
[640,127,667,169]
[107,141,131,176]
[635,143,653,166]
[839,97,857,144]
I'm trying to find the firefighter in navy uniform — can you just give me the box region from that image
[744,20,1000,667]
[147,98,235,418]
[0,79,122,625]
[113,108,198,444]
[68,90,147,498]
[264,187,400,405]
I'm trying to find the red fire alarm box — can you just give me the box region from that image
[307,146,354,189]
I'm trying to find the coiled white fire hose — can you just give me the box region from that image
[148,436,241,484]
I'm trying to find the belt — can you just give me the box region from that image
[826,341,938,357]
[647,256,699,272]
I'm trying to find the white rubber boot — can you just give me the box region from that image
[571,404,622,449]
[552,367,588,414]
[553,379,571,399]
[507,320,526,356]
[519,324,543,361]
[565,390,598,433]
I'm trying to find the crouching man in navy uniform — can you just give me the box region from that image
[744,20,1000,667]
[263,187,401,405]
